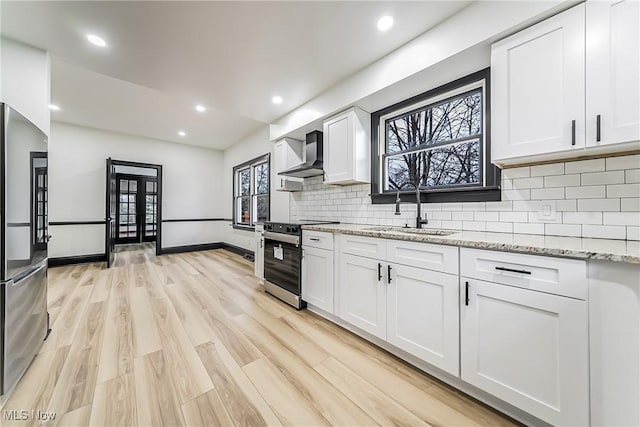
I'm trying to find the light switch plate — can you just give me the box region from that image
[538,200,557,220]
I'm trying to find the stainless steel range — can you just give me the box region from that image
[262,220,336,309]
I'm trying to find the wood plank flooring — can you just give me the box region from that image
[2,244,519,426]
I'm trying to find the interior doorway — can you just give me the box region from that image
[106,159,162,267]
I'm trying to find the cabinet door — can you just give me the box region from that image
[460,278,588,426]
[337,253,386,339]
[387,265,459,375]
[302,246,334,313]
[323,112,354,184]
[491,3,585,161]
[586,0,640,146]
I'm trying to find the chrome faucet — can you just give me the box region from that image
[394,187,428,228]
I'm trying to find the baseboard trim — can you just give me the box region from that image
[48,253,107,267]
[222,243,254,261]
[160,243,224,255]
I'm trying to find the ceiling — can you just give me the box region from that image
[1,1,472,150]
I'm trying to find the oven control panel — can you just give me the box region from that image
[264,222,300,235]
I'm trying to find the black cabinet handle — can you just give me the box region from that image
[596,114,601,142]
[378,263,382,281]
[387,265,392,284]
[309,237,320,241]
[571,120,576,146]
[465,281,470,306]
[495,266,532,275]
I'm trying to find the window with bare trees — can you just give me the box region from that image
[371,69,500,204]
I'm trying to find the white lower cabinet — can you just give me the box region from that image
[336,235,460,375]
[301,245,334,313]
[337,253,386,339]
[460,277,589,426]
[387,264,459,375]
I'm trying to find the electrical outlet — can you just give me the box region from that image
[538,201,557,220]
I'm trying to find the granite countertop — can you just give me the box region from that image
[301,223,640,264]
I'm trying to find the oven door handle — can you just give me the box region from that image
[264,231,300,246]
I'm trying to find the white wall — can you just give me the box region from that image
[48,122,225,257]
[222,125,289,250]
[0,38,50,135]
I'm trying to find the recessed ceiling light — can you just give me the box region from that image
[178,131,186,137]
[377,15,394,31]
[195,104,206,113]
[48,104,60,111]
[87,34,107,47]
[272,96,283,105]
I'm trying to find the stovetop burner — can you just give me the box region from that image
[263,220,338,235]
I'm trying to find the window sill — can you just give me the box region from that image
[371,186,501,204]
[232,224,256,232]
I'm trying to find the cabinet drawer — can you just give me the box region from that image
[302,230,334,250]
[460,248,587,300]
[339,234,386,260]
[387,240,458,274]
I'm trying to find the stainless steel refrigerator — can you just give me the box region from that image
[0,103,49,395]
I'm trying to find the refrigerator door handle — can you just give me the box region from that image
[12,263,47,286]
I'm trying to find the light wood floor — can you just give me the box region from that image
[3,245,519,426]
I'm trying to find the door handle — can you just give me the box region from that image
[387,265,392,284]
[377,263,382,281]
[596,114,601,142]
[13,263,46,286]
[571,120,576,146]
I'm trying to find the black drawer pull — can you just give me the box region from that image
[596,114,601,142]
[387,265,392,284]
[309,237,320,241]
[378,263,382,281]
[465,281,470,306]
[495,266,532,275]
[571,120,576,146]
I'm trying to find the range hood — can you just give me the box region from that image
[278,130,324,178]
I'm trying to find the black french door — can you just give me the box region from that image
[115,174,157,244]
[106,158,117,267]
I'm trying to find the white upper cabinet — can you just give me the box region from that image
[273,138,303,191]
[586,0,640,147]
[323,107,371,185]
[492,1,640,165]
[491,3,586,163]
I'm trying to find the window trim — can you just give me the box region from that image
[370,68,500,204]
[232,153,270,230]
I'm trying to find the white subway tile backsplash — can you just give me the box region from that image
[563,212,603,225]
[513,223,544,235]
[544,174,580,188]
[627,227,640,241]
[545,223,582,237]
[499,211,529,223]
[501,166,530,179]
[605,155,640,171]
[531,163,564,177]
[565,185,606,199]
[565,158,605,174]
[531,187,564,200]
[603,212,640,226]
[625,169,640,183]
[621,198,640,212]
[291,155,639,241]
[581,171,625,186]
[502,189,531,201]
[577,199,620,212]
[512,177,544,189]
[582,225,626,240]
[607,183,640,198]
[486,222,513,233]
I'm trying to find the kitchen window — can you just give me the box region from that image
[370,68,500,204]
[233,154,270,228]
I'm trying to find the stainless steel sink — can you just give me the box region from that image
[363,226,457,236]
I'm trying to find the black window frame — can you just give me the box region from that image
[232,153,270,230]
[370,68,501,204]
